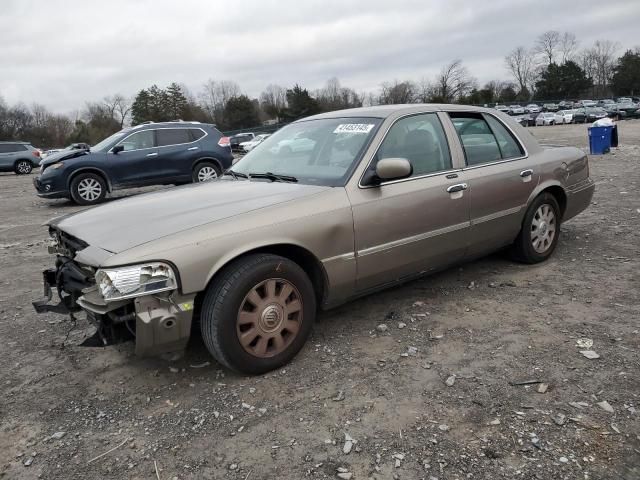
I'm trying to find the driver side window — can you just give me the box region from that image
[117,130,155,151]
[377,113,452,177]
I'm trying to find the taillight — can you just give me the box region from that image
[32,150,41,157]
[218,136,230,148]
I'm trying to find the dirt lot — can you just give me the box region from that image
[1,121,638,480]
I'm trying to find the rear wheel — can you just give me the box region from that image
[14,160,33,175]
[70,172,107,205]
[200,254,316,374]
[193,161,221,182]
[511,193,561,264]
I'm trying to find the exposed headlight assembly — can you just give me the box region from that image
[95,262,177,301]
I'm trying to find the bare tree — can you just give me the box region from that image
[103,94,131,128]
[535,31,561,64]
[559,32,579,63]
[378,80,416,104]
[590,40,619,97]
[505,46,536,98]
[259,84,288,120]
[199,79,241,125]
[433,60,476,102]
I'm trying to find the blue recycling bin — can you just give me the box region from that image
[588,126,612,155]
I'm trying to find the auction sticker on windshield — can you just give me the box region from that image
[333,124,375,134]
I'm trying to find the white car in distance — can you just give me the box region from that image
[554,110,574,124]
[240,134,271,153]
[535,112,556,126]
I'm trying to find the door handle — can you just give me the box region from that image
[146,153,158,157]
[187,146,199,151]
[446,183,468,193]
[520,169,533,177]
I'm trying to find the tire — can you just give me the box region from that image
[14,160,33,175]
[192,161,221,183]
[511,193,561,264]
[70,172,107,205]
[200,254,316,374]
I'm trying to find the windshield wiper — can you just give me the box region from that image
[247,172,298,183]
[223,170,249,180]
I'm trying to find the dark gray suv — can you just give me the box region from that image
[0,142,42,174]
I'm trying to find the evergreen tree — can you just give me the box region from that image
[611,49,640,96]
[282,85,320,121]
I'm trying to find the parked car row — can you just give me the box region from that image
[513,102,640,127]
[497,97,639,115]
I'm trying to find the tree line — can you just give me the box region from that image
[1,31,638,148]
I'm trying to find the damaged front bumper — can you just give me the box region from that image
[33,257,195,357]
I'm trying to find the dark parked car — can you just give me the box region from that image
[230,133,255,152]
[33,121,233,205]
[603,105,627,121]
[572,109,587,123]
[0,141,41,174]
[584,107,608,123]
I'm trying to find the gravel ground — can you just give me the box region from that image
[0,121,638,480]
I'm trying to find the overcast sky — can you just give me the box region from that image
[1,0,639,113]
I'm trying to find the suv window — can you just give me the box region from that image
[189,129,205,141]
[117,130,155,151]
[157,128,191,147]
[450,113,523,166]
[376,113,452,177]
[0,144,27,153]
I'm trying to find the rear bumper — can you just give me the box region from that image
[564,178,595,222]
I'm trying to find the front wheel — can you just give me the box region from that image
[193,162,221,182]
[15,160,33,175]
[511,193,561,264]
[200,254,316,374]
[70,172,107,205]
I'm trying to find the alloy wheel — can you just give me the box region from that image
[531,204,556,254]
[17,161,31,174]
[236,278,303,358]
[77,178,103,202]
[197,166,217,182]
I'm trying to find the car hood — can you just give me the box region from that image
[50,180,329,254]
[41,149,91,166]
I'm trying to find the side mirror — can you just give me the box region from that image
[112,145,124,154]
[375,157,412,181]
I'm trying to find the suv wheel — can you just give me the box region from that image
[193,162,221,182]
[70,173,107,205]
[511,193,561,264]
[15,160,33,175]
[200,254,316,374]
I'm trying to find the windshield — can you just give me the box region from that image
[232,117,382,187]
[91,130,129,152]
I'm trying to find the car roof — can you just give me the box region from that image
[0,140,30,144]
[302,103,501,121]
[131,121,212,130]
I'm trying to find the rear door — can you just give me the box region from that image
[109,129,158,186]
[347,112,470,292]
[155,128,202,181]
[0,144,21,169]
[446,112,539,257]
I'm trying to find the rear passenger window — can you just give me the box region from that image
[484,115,524,159]
[156,129,191,146]
[189,129,205,141]
[450,113,524,166]
[376,113,452,177]
[0,144,26,153]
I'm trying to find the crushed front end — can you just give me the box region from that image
[33,227,195,356]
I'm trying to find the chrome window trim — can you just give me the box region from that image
[109,127,208,153]
[357,111,455,189]
[449,112,529,169]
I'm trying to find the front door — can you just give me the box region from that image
[446,112,540,256]
[109,129,158,186]
[347,112,471,292]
